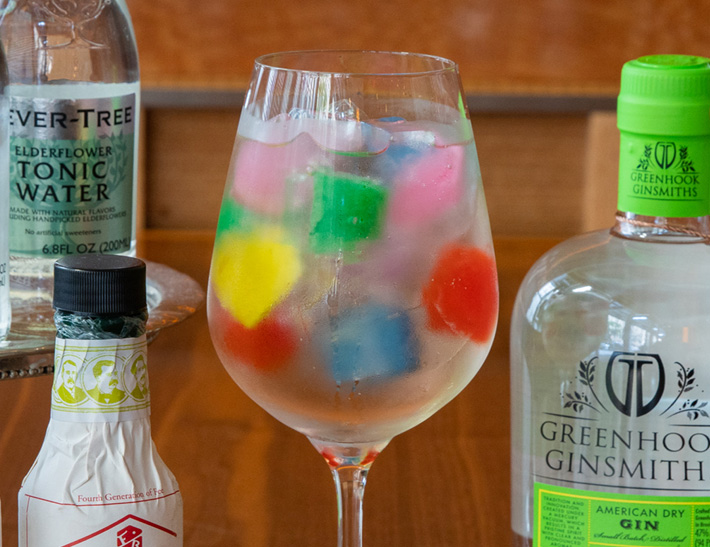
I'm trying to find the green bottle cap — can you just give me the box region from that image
[618,55,710,136]
[616,55,710,218]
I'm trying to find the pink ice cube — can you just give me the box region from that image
[388,145,465,228]
[231,134,319,215]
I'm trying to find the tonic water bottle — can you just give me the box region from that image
[0,0,140,309]
[511,55,710,546]
[19,255,182,546]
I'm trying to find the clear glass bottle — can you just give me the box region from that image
[19,255,182,546]
[0,0,140,309]
[0,41,9,339]
[511,55,710,546]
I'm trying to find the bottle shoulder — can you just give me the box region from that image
[517,230,613,298]
[515,228,710,312]
[523,229,613,275]
[512,229,710,380]
[522,229,710,285]
[20,419,181,498]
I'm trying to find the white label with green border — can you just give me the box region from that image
[8,92,135,257]
[51,336,150,421]
[535,482,710,547]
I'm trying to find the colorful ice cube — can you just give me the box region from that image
[328,304,419,383]
[210,294,297,371]
[422,244,498,343]
[216,195,263,235]
[304,119,390,155]
[388,144,465,228]
[309,169,388,255]
[369,121,438,181]
[372,142,426,182]
[211,227,302,328]
[231,134,319,215]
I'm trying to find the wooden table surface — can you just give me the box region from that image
[0,230,561,547]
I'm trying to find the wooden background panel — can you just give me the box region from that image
[132,0,703,238]
[474,114,588,237]
[144,109,238,230]
[126,0,710,95]
[582,111,620,232]
[144,110,594,237]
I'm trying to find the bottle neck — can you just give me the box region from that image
[611,211,710,243]
[54,309,147,339]
[51,329,151,423]
[613,130,710,242]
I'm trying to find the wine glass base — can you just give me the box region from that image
[308,437,390,469]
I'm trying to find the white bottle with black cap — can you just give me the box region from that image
[18,255,183,546]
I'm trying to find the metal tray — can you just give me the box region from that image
[0,261,205,380]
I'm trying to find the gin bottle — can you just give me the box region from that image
[19,255,182,546]
[0,0,140,306]
[511,55,710,546]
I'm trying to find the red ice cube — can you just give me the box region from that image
[422,244,498,343]
[210,294,298,371]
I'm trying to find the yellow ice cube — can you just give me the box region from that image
[212,228,302,328]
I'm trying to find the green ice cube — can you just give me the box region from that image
[309,169,388,255]
[217,194,263,235]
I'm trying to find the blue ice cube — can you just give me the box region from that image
[377,116,406,123]
[372,130,437,181]
[329,304,419,383]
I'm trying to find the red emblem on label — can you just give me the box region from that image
[117,525,142,547]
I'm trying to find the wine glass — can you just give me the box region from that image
[207,50,498,546]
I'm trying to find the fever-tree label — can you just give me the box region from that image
[9,93,135,257]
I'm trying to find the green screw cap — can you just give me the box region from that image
[617,55,710,136]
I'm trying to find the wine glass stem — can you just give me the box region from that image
[332,465,369,547]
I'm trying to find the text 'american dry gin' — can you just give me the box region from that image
[0,0,140,307]
[511,55,710,547]
[19,255,182,546]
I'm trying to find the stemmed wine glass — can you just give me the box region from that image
[207,50,498,546]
